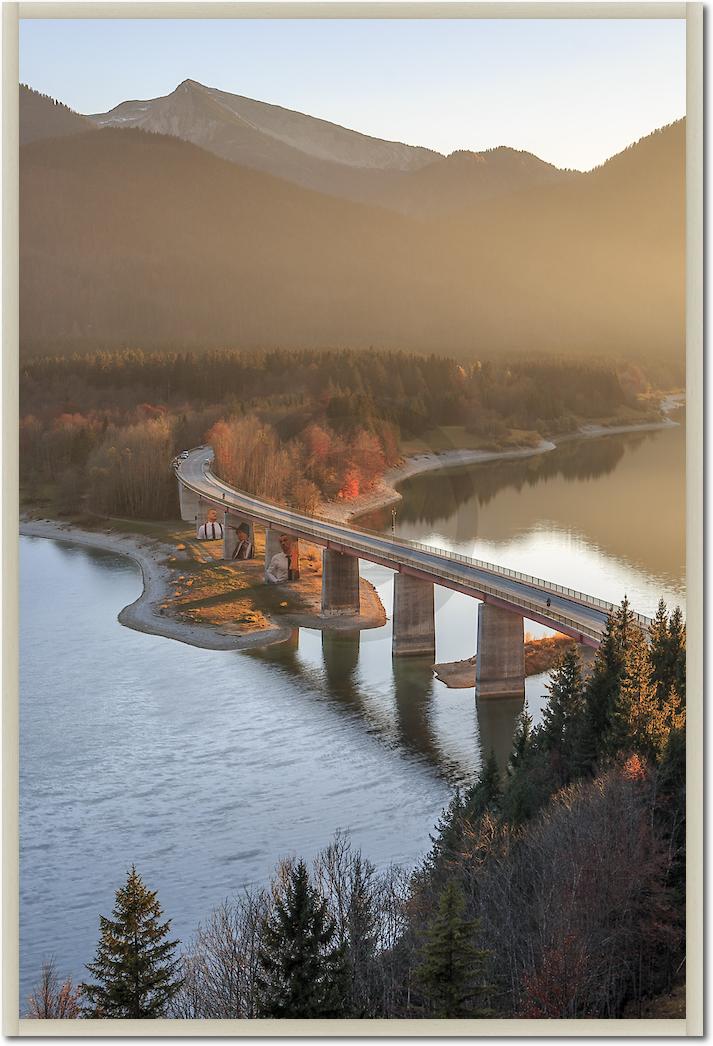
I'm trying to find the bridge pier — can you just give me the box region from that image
[392,573,436,658]
[223,515,254,561]
[178,482,201,525]
[264,529,284,581]
[476,602,525,699]
[321,550,360,616]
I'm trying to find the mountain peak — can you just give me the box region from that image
[176,79,205,92]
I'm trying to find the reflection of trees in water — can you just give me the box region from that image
[360,434,651,529]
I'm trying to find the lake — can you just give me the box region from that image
[19,411,685,1005]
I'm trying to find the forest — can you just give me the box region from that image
[26,599,685,1020]
[20,347,665,520]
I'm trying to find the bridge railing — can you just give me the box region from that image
[305,504,651,631]
[177,453,651,633]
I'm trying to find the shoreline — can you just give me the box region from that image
[19,518,385,652]
[20,392,683,653]
[327,394,684,524]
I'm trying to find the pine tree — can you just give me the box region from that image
[416,881,491,1018]
[667,606,686,704]
[422,786,466,870]
[257,859,347,1018]
[577,598,637,772]
[464,750,501,822]
[501,705,549,826]
[648,598,670,700]
[507,705,535,776]
[80,865,181,1018]
[540,647,585,784]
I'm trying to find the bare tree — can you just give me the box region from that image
[25,958,81,1019]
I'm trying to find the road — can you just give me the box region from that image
[177,448,651,647]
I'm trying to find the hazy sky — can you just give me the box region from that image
[20,17,686,170]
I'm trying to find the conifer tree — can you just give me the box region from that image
[507,705,535,776]
[540,647,585,784]
[80,866,181,1018]
[667,606,686,704]
[416,881,490,1018]
[648,598,670,699]
[578,598,637,772]
[256,860,347,1018]
[426,788,467,870]
[464,749,501,822]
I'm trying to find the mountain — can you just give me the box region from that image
[86,79,438,203]
[361,146,576,216]
[85,80,575,215]
[20,84,96,145]
[19,120,684,361]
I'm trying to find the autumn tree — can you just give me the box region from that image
[25,959,81,1019]
[81,865,182,1018]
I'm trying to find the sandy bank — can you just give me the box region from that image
[434,638,597,689]
[20,518,385,652]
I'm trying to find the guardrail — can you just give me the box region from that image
[176,451,651,636]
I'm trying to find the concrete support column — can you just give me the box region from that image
[178,482,201,524]
[264,529,283,581]
[223,513,238,560]
[286,537,300,581]
[321,550,360,616]
[223,516,255,562]
[392,572,436,658]
[476,602,525,699]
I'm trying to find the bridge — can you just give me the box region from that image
[175,447,651,699]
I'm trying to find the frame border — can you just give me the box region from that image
[3,2,702,1036]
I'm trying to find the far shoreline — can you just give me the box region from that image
[20,392,683,654]
[328,392,685,524]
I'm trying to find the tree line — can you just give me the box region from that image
[26,599,685,1020]
[20,348,660,520]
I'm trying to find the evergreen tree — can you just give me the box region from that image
[425,789,466,873]
[577,598,637,772]
[257,860,347,1018]
[540,647,585,784]
[80,865,181,1018]
[648,598,670,700]
[464,750,501,822]
[667,606,686,704]
[501,705,550,826]
[507,705,535,776]
[416,881,491,1018]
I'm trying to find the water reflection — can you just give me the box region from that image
[477,695,525,774]
[391,657,441,768]
[360,414,686,612]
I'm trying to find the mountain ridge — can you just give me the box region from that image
[20,119,684,361]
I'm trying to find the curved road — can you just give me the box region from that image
[177,448,651,648]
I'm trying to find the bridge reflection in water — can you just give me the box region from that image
[177,447,651,684]
[246,628,523,782]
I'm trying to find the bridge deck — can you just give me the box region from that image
[177,448,651,647]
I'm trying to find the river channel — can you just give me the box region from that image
[19,410,685,1004]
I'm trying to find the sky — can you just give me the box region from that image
[20,17,686,171]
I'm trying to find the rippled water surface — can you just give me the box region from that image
[20,412,685,1003]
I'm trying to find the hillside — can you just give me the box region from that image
[86,79,438,204]
[85,79,578,215]
[20,84,96,145]
[20,121,685,360]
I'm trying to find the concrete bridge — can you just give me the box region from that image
[175,447,651,699]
